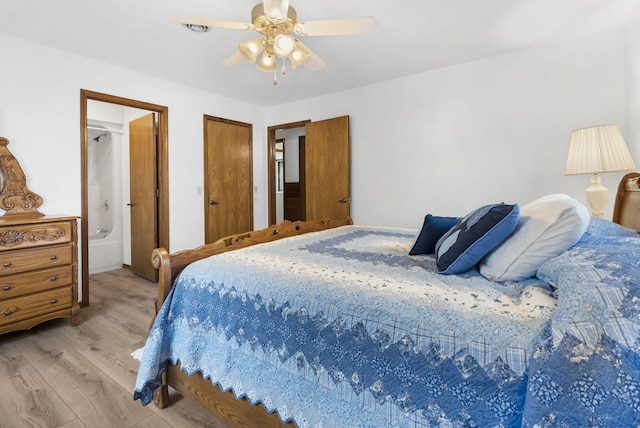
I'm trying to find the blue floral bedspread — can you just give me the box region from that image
[134,221,640,427]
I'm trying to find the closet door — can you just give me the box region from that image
[204,116,253,244]
[305,115,350,221]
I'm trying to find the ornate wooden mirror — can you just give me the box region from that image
[0,137,44,217]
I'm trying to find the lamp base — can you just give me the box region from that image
[584,172,609,218]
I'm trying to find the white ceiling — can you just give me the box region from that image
[0,0,637,107]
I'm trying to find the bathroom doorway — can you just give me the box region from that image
[80,89,169,306]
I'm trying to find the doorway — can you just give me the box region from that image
[274,131,306,224]
[268,116,351,226]
[268,120,309,225]
[80,90,169,306]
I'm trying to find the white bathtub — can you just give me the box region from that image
[87,125,124,274]
[89,230,123,274]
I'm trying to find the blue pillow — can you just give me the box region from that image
[409,215,461,255]
[435,203,520,274]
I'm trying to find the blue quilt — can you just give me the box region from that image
[134,220,640,427]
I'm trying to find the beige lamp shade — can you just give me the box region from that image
[565,124,636,175]
[565,124,636,218]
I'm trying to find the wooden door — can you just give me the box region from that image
[305,116,350,221]
[128,113,157,281]
[204,116,253,244]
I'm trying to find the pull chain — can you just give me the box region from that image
[273,58,287,86]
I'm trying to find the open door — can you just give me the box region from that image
[204,116,253,244]
[128,113,158,281]
[305,115,350,221]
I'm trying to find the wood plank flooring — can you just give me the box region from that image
[0,269,230,428]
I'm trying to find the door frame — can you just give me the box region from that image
[267,120,309,226]
[80,89,169,306]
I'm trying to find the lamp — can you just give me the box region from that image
[565,124,636,218]
[288,42,311,68]
[238,38,264,63]
[256,51,276,72]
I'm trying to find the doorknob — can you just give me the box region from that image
[209,200,219,205]
[127,203,135,207]
[339,198,351,204]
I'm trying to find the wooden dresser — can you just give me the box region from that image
[0,215,80,335]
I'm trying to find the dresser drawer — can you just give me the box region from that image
[0,220,72,251]
[0,287,71,327]
[0,265,72,299]
[0,244,71,276]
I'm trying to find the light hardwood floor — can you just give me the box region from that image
[0,269,230,428]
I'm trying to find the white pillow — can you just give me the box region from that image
[479,194,590,282]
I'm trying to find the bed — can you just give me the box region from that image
[134,195,640,427]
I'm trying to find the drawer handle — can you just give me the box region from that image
[50,299,57,304]
[3,286,10,291]
[3,262,10,268]
[50,255,57,260]
[4,310,11,316]
[50,276,57,281]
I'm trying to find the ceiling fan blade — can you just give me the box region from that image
[223,51,246,68]
[303,53,326,72]
[165,15,252,31]
[295,16,378,36]
[295,41,326,71]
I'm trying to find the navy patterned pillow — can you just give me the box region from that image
[435,203,520,274]
[409,215,461,255]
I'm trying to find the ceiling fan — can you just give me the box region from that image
[166,0,378,84]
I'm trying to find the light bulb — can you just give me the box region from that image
[273,34,295,57]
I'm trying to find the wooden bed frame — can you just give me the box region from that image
[149,217,353,427]
[613,172,640,231]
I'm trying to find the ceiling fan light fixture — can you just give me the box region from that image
[168,1,377,83]
[273,34,295,57]
[257,51,276,72]
[238,38,264,63]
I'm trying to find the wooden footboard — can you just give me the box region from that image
[153,364,290,427]
[149,218,353,427]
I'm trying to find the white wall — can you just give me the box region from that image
[266,29,629,228]
[0,34,266,256]
[626,3,640,165]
